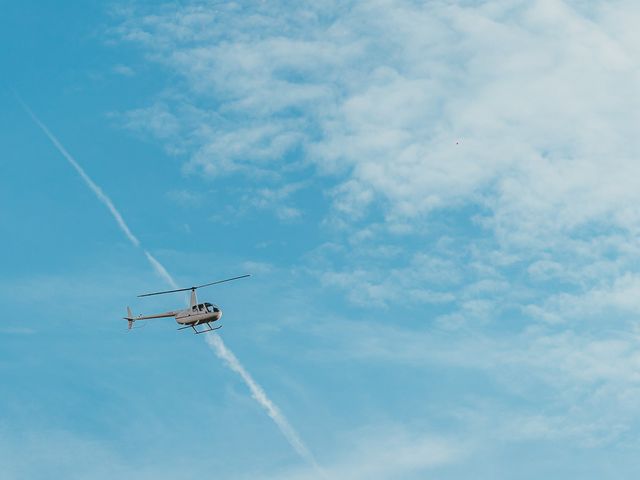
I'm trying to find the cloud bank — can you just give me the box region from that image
[111,0,640,457]
[115,0,640,245]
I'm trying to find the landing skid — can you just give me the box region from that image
[177,323,222,334]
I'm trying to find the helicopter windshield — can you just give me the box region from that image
[204,302,214,312]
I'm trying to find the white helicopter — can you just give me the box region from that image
[124,275,250,334]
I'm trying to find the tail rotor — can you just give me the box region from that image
[125,306,134,330]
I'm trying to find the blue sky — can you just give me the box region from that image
[3,0,640,478]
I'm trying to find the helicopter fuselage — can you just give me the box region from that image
[176,302,222,326]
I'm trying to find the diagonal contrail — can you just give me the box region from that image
[18,99,141,248]
[20,100,318,469]
[206,334,319,468]
[144,250,179,289]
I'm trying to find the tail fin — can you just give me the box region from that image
[126,306,134,330]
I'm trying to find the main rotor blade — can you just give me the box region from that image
[194,274,251,289]
[138,274,251,298]
[138,286,193,297]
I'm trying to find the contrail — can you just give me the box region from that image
[18,99,141,248]
[144,251,179,289]
[205,334,319,467]
[21,100,318,469]
[18,97,178,286]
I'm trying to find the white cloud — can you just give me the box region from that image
[112,64,135,76]
[110,0,640,459]
[0,327,36,335]
[319,251,460,308]
[113,1,640,249]
[259,425,461,480]
[248,183,305,220]
[294,312,640,447]
[166,188,204,207]
[524,272,640,324]
[0,424,460,480]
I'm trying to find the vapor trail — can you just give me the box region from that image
[21,100,318,469]
[144,250,179,289]
[18,97,178,289]
[205,334,319,467]
[19,100,140,248]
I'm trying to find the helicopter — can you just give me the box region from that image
[124,274,250,334]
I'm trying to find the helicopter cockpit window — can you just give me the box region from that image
[198,304,204,312]
[192,306,198,312]
[205,303,213,312]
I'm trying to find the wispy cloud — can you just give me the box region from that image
[258,425,461,480]
[0,327,36,335]
[109,0,640,470]
[113,1,640,247]
[112,64,135,76]
[0,424,456,480]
